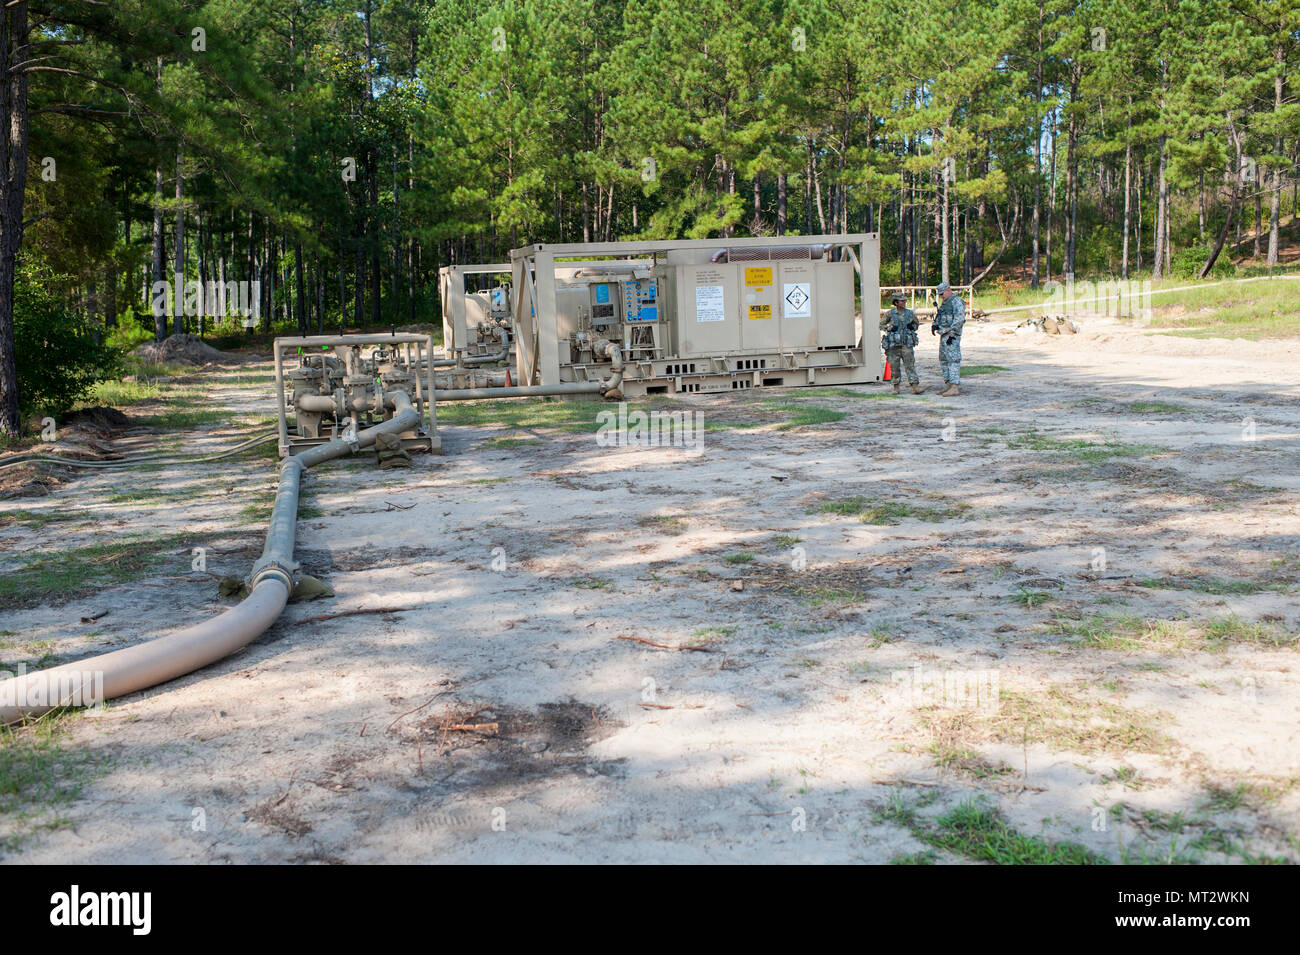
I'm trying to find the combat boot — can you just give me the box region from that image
[910,383,925,394]
[892,379,901,394]
[939,382,957,397]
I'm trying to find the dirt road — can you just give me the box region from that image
[2,315,1297,863]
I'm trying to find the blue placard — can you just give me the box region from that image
[594,284,611,304]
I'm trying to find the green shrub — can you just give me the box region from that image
[104,318,154,352]
[14,267,122,420]
[1171,244,1236,279]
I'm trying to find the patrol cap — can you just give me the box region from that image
[891,292,905,303]
[936,281,951,294]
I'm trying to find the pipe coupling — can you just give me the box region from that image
[248,557,297,591]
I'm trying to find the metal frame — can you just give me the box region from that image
[438,263,513,355]
[509,235,881,391]
[272,333,439,457]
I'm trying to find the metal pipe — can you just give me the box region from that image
[0,392,420,725]
[435,382,607,401]
[295,394,400,414]
[461,345,511,366]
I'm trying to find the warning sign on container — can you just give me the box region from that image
[744,266,773,287]
[784,282,811,317]
[696,284,725,322]
[748,303,772,320]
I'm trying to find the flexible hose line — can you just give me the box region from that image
[0,393,419,724]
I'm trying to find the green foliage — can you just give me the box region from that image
[104,322,154,353]
[14,268,121,420]
[1171,245,1236,279]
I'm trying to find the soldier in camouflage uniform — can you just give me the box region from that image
[931,281,967,397]
[879,293,925,394]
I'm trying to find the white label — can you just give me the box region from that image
[696,285,725,323]
[784,283,811,318]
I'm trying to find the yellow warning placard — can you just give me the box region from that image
[748,303,772,320]
[744,266,773,287]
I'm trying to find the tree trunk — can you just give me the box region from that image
[1121,122,1132,280]
[152,155,167,339]
[0,2,27,436]
[1267,48,1282,267]
[777,172,787,235]
[172,145,185,336]
[1153,136,1168,279]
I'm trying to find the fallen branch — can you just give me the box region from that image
[384,501,416,511]
[615,634,720,653]
[292,606,411,625]
[446,723,499,734]
[79,610,109,623]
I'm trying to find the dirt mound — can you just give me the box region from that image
[63,406,133,432]
[133,333,249,366]
[0,462,64,499]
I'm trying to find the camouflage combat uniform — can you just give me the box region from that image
[932,292,967,385]
[879,306,920,387]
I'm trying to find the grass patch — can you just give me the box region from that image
[890,849,938,865]
[761,401,847,430]
[928,741,1015,779]
[124,358,193,380]
[960,365,1009,376]
[0,509,83,530]
[1010,587,1055,609]
[86,378,161,407]
[723,552,755,564]
[1128,400,1189,414]
[572,577,614,591]
[1200,783,1250,813]
[1136,573,1294,596]
[0,534,193,610]
[815,495,966,525]
[1128,277,1300,340]
[479,437,544,450]
[1005,431,1167,463]
[0,711,100,856]
[794,388,881,399]
[770,534,802,547]
[637,515,688,535]
[793,584,865,608]
[920,685,1174,757]
[1045,614,1192,651]
[922,801,1105,864]
[436,397,613,433]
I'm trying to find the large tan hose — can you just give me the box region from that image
[0,392,420,725]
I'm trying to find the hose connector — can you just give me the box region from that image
[247,557,297,591]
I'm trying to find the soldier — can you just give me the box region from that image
[931,281,967,397]
[879,293,925,394]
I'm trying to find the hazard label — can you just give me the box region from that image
[784,283,811,317]
[744,266,773,287]
[748,303,772,320]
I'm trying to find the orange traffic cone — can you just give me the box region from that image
[882,358,891,381]
[505,369,513,387]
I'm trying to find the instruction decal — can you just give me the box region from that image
[744,266,773,287]
[696,284,725,322]
[748,303,772,320]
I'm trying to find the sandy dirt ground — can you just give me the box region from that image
[2,314,1298,864]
